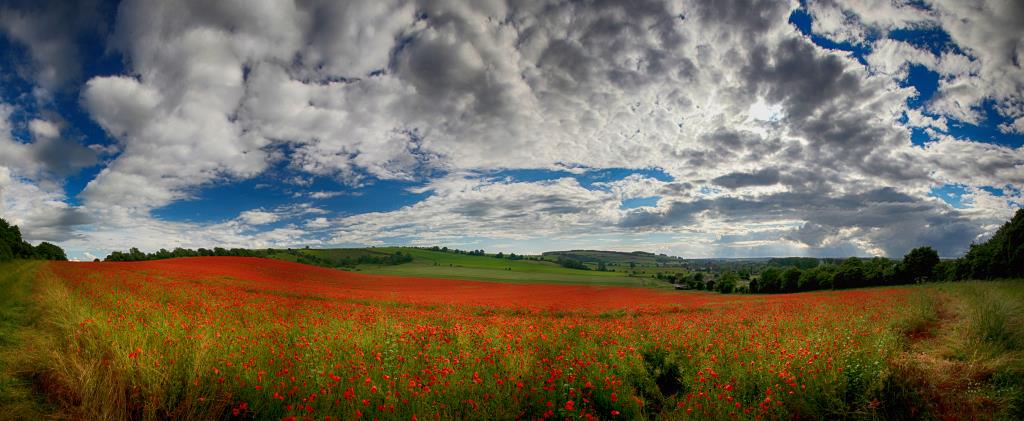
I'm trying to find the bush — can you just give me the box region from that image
[0,240,11,262]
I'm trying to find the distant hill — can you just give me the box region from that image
[541,250,686,266]
[270,247,668,288]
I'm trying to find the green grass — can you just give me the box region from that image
[0,260,49,418]
[264,247,689,287]
[327,247,672,288]
[888,279,1024,420]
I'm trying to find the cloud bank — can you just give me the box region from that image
[0,0,1021,259]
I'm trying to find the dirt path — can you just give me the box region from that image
[892,292,999,420]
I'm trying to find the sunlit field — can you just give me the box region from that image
[8,257,1017,420]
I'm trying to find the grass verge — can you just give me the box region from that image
[889,280,1024,420]
[0,260,50,418]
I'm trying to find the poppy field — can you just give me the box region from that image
[3,257,1011,420]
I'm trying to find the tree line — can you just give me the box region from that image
[426,246,486,256]
[0,218,67,262]
[675,208,1023,294]
[103,247,413,268]
[104,247,269,261]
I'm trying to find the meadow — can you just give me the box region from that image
[1,257,1019,419]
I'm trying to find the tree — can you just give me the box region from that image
[957,208,1023,279]
[863,257,895,286]
[717,272,738,294]
[799,264,835,290]
[902,246,940,282]
[759,268,781,293]
[556,256,589,270]
[932,260,958,282]
[0,218,66,261]
[0,218,33,259]
[33,242,67,261]
[832,257,864,289]
[781,267,801,292]
[129,247,147,261]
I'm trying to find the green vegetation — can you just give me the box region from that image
[104,246,269,261]
[0,218,66,262]
[343,247,655,287]
[891,280,1024,419]
[747,209,1023,294]
[0,261,48,418]
[542,250,686,266]
[956,208,1024,280]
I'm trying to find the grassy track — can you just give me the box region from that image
[0,260,48,418]
[891,280,1024,419]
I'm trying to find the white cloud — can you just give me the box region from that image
[0,0,1020,258]
[237,210,280,226]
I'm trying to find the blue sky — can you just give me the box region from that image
[0,0,1021,260]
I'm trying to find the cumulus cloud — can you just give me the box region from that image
[237,210,280,226]
[0,105,96,180]
[0,0,1021,258]
[0,0,110,93]
[0,166,91,242]
[810,0,1024,130]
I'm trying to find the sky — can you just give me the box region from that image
[0,0,1021,261]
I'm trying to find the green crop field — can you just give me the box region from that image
[281,247,673,288]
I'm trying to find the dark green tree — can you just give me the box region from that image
[832,258,865,289]
[759,267,781,293]
[33,242,67,261]
[957,208,1023,279]
[863,257,895,286]
[781,267,801,292]
[0,240,11,262]
[717,271,739,294]
[902,246,940,282]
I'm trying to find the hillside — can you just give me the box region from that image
[277,247,668,288]
[542,249,687,266]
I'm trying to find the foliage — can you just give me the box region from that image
[902,246,940,282]
[716,271,738,293]
[957,208,1024,280]
[0,217,67,261]
[0,241,11,262]
[555,256,590,270]
[32,242,67,261]
[767,257,820,270]
[831,258,865,289]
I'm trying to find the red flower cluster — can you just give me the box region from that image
[46,257,915,419]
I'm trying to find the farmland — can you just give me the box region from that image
[1,257,1020,419]
[274,247,666,288]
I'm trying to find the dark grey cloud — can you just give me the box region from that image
[621,187,984,257]
[0,0,111,91]
[19,206,93,242]
[712,168,781,189]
